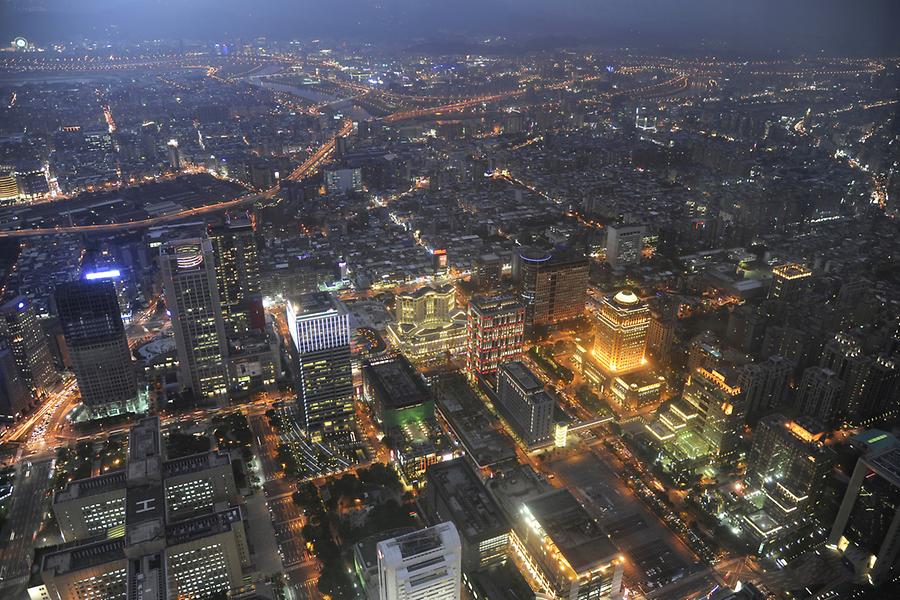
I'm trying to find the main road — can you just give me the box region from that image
[0,458,54,594]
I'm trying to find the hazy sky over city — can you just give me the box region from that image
[2,0,898,54]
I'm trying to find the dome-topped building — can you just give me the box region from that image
[612,290,640,306]
[593,290,650,374]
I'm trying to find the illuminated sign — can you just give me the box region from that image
[85,269,121,280]
[174,246,204,270]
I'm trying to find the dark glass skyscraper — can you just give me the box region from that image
[512,248,589,328]
[56,280,138,418]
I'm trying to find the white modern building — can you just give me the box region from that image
[605,224,645,269]
[377,523,462,600]
[286,292,355,442]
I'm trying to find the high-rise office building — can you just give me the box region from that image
[797,367,845,426]
[83,257,132,323]
[682,367,745,466]
[767,263,812,303]
[515,489,623,600]
[495,361,554,447]
[828,443,900,586]
[512,248,589,327]
[471,253,502,291]
[0,295,57,403]
[56,279,139,418]
[209,218,262,337]
[37,417,249,600]
[739,355,791,422]
[465,296,525,377]
[377,523,462,600]
[646,310,675,367]
[746,414,835,518]
[592,290,650,375]
[324,166,363,193]
[160,238,230,400]
[605,224,645,269]
[857,355,899,424]
[286,292,355,442]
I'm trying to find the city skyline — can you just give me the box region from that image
[0,5,898,600]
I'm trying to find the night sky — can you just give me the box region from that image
[2,0,899,55]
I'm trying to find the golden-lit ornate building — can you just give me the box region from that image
[387,284,468,361]
[592,290,650,374]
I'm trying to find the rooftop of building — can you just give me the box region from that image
[613,290,640,306]
[523,489,619,573]
[290,291,344,317]
[772,263,812,280]
[425,458,510,544]
[126,483,165,530]
[866,445,900,488]
[363,355,430,410]
[352,527,418,572]
[379,523,457,561]
[396,283,455,299]
[41,538,126,576]
[487,464,555,517]
[54,470,127,504]
[742,510,783,538]
[166,505,244,547]
[761,414,828,447]
[163,451,231,478]
[433,374,517,468]
[469,295,522,315]
[499,361,543,393]
[129,416,162,463]
[850,429,898,455]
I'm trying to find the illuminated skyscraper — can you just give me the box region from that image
[377,523,462,600]
[682,367,745,466]
[56,279,139,418]
[767,263,812,303]
[465,296,524,377]
[0,170,19,202]
[286,292,355,442]
[472,253,502,291]
[746,414,834,518]
[0,295,57,403]
[160,238,229,400]
[209,218,262,337]
[593,290,650,374]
